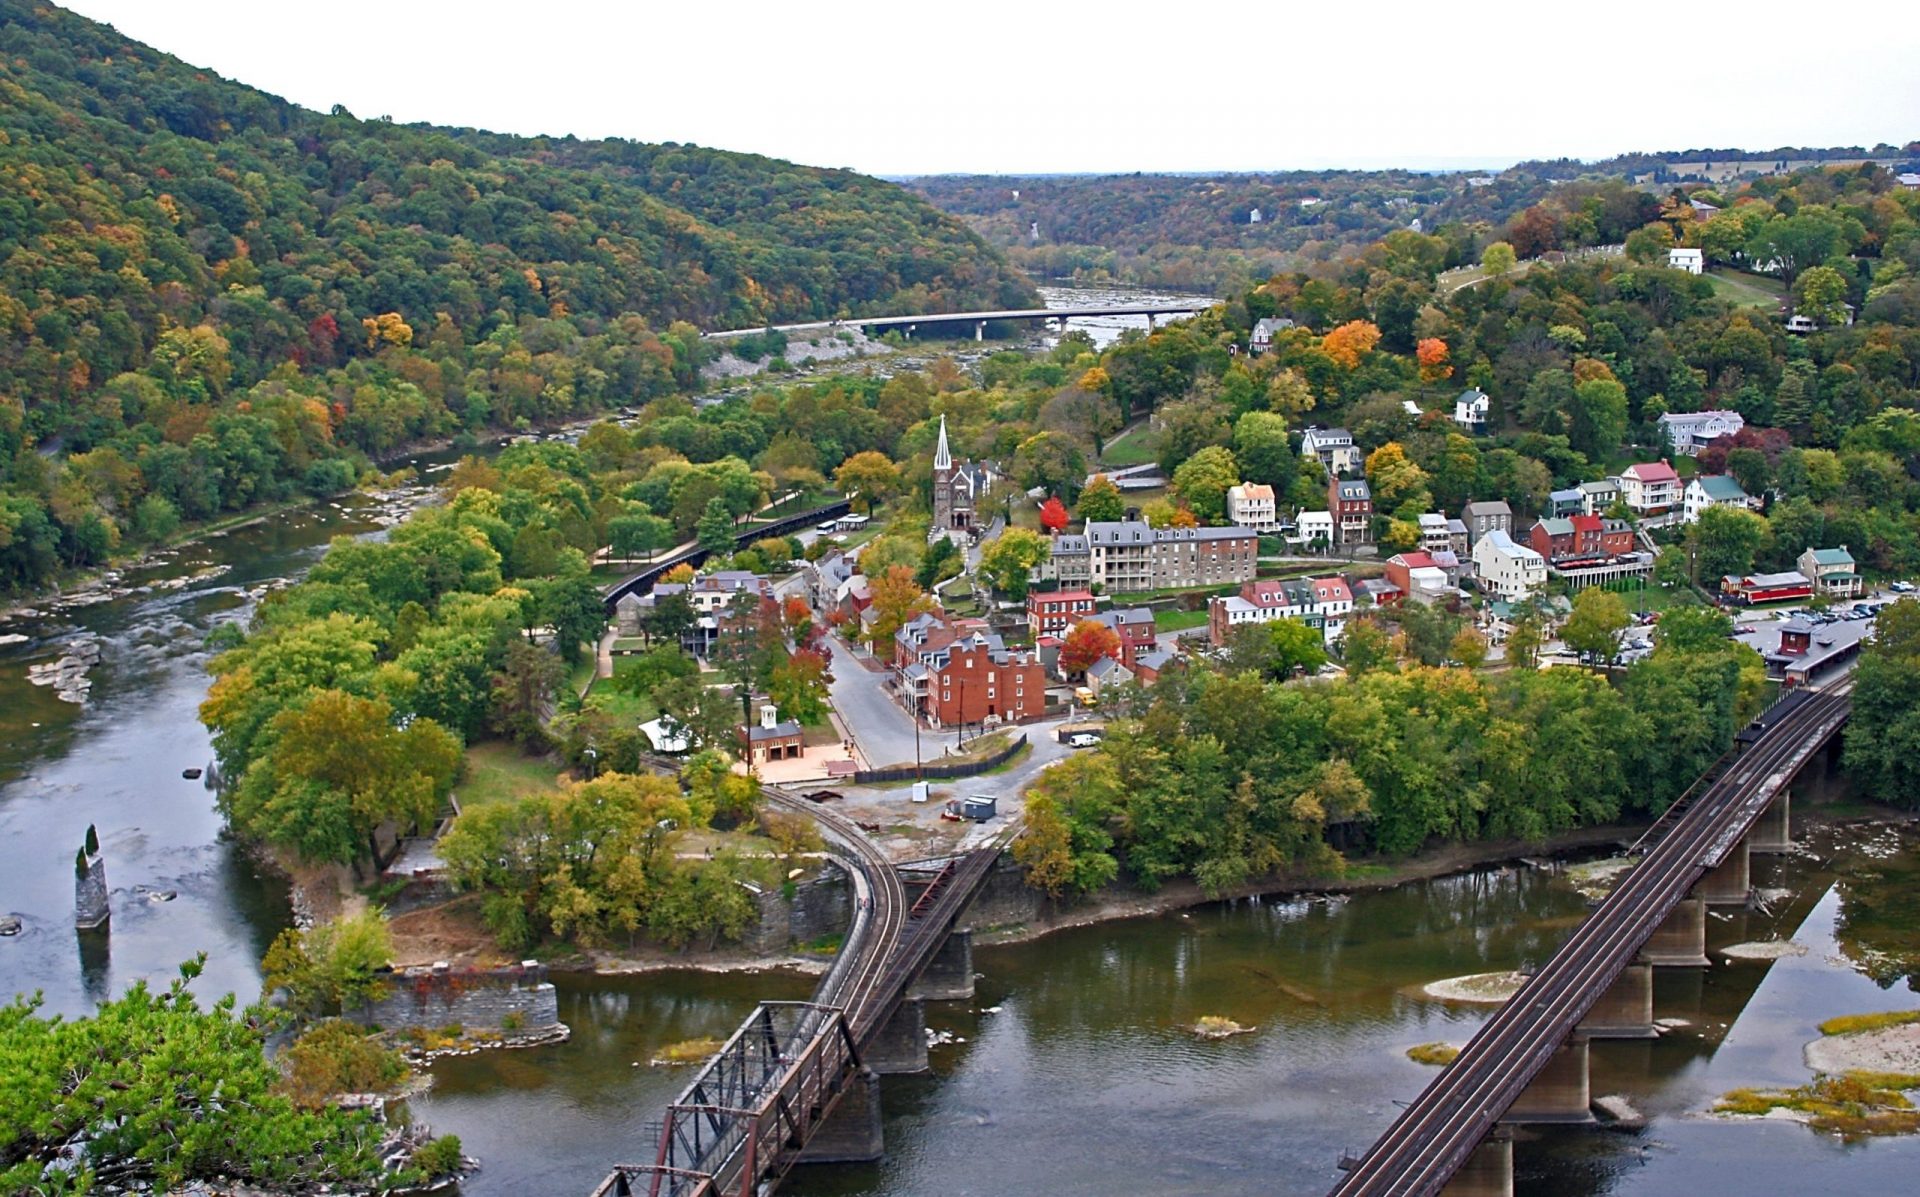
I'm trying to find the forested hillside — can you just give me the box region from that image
[912,141,1919,294]
[0,1,1033,590]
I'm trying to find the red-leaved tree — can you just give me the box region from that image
[1039,495,1070,533]
[1059,620,1123,677]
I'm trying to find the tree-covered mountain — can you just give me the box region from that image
[911,141,1919,294]
[0,1,1034,591]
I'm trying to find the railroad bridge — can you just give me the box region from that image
[1329,682,1853,1197]
[599,500,851,612]
[591,791,1005,1197]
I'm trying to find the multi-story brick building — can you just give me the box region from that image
[1088,607,1156,667]
[1330,477,1373,547]
[1043,522,1257,594]
[924,641,1047,730]
[1027,589,1097,639]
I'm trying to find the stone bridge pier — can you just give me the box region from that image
[1441,1131,1513,1197]
[1501,1034,1592,1124]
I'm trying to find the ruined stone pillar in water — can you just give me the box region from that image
[75,824,109,931]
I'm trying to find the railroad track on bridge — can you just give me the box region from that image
[595,779,1008,1197]
[1330,681,1852,1197]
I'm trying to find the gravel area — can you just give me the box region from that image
[1805,1023,1920,1075]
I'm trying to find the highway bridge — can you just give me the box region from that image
[591,787,1005,1197]
[704,301,1213,343]
[1329,682,1853,1197]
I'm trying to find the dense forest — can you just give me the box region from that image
[0,1,1034,591]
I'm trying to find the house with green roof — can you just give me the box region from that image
[1682,474,1758,524]
[1797,546,1863,599]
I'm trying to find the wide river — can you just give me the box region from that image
[3,287,1918,1194]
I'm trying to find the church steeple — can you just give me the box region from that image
[933,414,952,472]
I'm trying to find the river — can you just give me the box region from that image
[1038,283,1218,348]
[3,296,1918,1196]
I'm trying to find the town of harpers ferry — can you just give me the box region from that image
[3,2,1920,1194]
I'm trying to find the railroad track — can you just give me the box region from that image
[1331,682,1851,1196]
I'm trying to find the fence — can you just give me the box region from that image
[853,733,1028,785]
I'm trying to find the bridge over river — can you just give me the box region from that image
[704,301,1213,343]
[1329,681,1853,1197]
[591,781,1007,1197]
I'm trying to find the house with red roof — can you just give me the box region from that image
[1612,461,1681,515]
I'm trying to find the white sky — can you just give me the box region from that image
[67,0,1920,177]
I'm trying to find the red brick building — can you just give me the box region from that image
[1528,514,1638,566]
[1027,589,1097,639]
[926,642,1047,729]
[1090,607,1156,667]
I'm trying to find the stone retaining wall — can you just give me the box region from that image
[353,961,559,1033]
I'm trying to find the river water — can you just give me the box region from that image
[1038,283,1218,348]
[3,290,1918,1195]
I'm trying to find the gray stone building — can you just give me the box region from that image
[1042,521,1256,594]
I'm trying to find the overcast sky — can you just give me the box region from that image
[68,0,1920,177]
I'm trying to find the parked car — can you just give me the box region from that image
[1892,581,1915,593]
[1067,733,1101,748]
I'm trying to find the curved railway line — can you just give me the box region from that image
[1330,681,1852,1197]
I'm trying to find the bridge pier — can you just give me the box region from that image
[1693,836,1751,906]
[867,999,928,1074]
[909,929,974,1002]
[1146,313,1157,329]
[796,1068,884,1164]
[1749,792,1793,853]
[1638,897,1709,967]
[1440,1131,1513,1197]
[1502,1034,1592,1124]
[975,320,985,341]
[1578,963,1656,1038]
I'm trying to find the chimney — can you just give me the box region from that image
[760,704,778,730]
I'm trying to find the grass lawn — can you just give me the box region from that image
[1703,269,1787,309]
[1597,578,1702,613]
[1154,608,1211,632]
[459,741,566,809]
[1098,424,1159,469]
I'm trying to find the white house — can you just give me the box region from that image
[1290,510,1333,550]
[1417,512,1452,553]
[1798,546,1863,598]
[1299,426,1362,475]
[1668,248,1704,275]
[1656,409,1744,456]
[1614,461,1682,515]
[1226,483,1279,532]
[1472,529,1547,600]
[1452,387,1491,431]
[1250,317,1296,355]
[1683,475,1758,524]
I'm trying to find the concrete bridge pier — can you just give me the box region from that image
[1749,792,1792,853]
[1502,1034,1592,1124]
[867,999,928,1074]
[796,1068,884,1164]
[909,929,974,1002]
[1440,1131,1513,1197]
[1146,313,1157,329]
[1578,963,1656,1038]
[975,320,985,341]
[1693,837,1751,906]
[1638,897,1709,967]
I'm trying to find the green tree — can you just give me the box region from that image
[695,496,737,553]
[262,909,395,1016]
[1170,445,1239,523]
[1480,241,1517,276]
[1561,587,1631,664]
[833,450,900,513]
[1686,506,1767,583]
[1793,265,1850,327]
[1077,474,1125,523]
[977,528,1052,600]
[1232,411,1297,494]
[0,959,398,1194]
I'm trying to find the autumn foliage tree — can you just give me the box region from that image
[1060,620,1123,677]
[865,565,935,653]
[1320,320,1382,369]
[1039,495,1071,533]
[1416,338,1452,385]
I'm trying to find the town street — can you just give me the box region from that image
[820,631,923,769]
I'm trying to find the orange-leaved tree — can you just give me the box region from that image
[1416,338,1452,385]
[1321,320,1381,369]
[1059,620,1123,677]
[1039,496,1070,533]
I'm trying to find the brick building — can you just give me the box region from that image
[925,641,1047,729]
[1027,589,1097,639]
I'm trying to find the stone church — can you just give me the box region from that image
[930,415,995,537]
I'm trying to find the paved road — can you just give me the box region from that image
[821,633,924,768]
